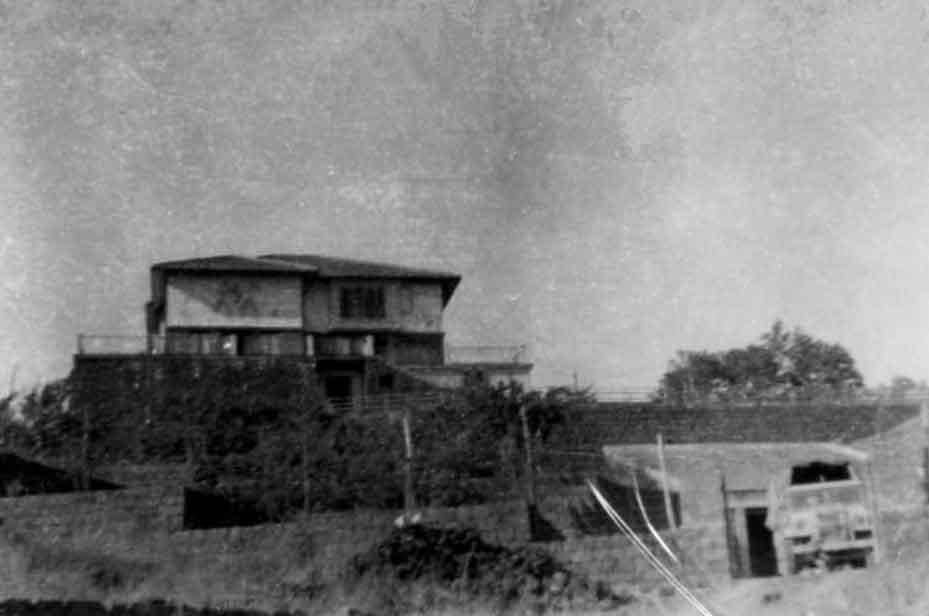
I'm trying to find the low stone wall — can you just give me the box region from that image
[541,522,729,591]
[0,486,185,536]
[10,484,920,597]
[171,499,531,584]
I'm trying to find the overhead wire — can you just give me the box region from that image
[586,479,717,616]
[630,469,680,565]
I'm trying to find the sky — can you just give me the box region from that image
[3,0,929,393]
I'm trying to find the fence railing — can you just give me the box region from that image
[323,391,457,415]
[594,390,656,403]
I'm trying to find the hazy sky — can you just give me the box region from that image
[3,0,929,392]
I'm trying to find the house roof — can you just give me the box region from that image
[604,442,869,492]
[261,253,458,280]
[262,254,461,304]
[151,253,462,304]
[152,255,315,274]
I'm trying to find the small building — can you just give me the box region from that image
[604,441,872,578]
[76,254,532,402]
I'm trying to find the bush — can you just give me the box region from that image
[347,523,632,614]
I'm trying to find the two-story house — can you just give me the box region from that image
[78,254,532,402]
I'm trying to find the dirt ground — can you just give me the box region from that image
[651,561,929,616]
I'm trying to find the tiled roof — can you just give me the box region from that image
[262,254,461,304]
[261,253,459,281]
[151,253,462,305]
[152,255,315,274]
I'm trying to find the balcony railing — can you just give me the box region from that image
[444,345,527,365]
[77,335,162,355]
[78,335,530,365]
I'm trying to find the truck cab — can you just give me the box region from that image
[776,461,875,572]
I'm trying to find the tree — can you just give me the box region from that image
[657,321,864,406]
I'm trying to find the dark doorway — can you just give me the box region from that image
[745,507,778,577]
[324,375,355,400]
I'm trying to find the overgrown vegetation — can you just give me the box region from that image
[1,360,593,517]
[657,320,864,406]
[347,523,631,615]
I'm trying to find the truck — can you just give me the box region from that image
[768,461,876,574]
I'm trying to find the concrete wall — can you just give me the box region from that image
[166,274,302,329]
[545,523,730,590]
[302,280,330,331]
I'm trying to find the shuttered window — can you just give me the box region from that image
[339,287,386,319]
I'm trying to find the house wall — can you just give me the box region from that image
[302,280,331,331]
[302,280,445,334]
[166,274,302,329]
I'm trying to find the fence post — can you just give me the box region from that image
[302,424,310,515]
[402,404,416,513]
[519,404,536,507]
[657,432,676,529]
[81,395,90,490]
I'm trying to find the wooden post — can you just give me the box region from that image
[720,472,739,578]
[657,433,677,529]
[402,406,416,513]
[301,425,310,515]
[300,371,312,516]
[81,397,90,491]
[519,404,536,507]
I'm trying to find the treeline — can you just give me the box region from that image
[656,321,864,407]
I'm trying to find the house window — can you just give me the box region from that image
[340,287,386,319]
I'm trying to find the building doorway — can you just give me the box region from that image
[324,375,355,400]
[745,507,778,577]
